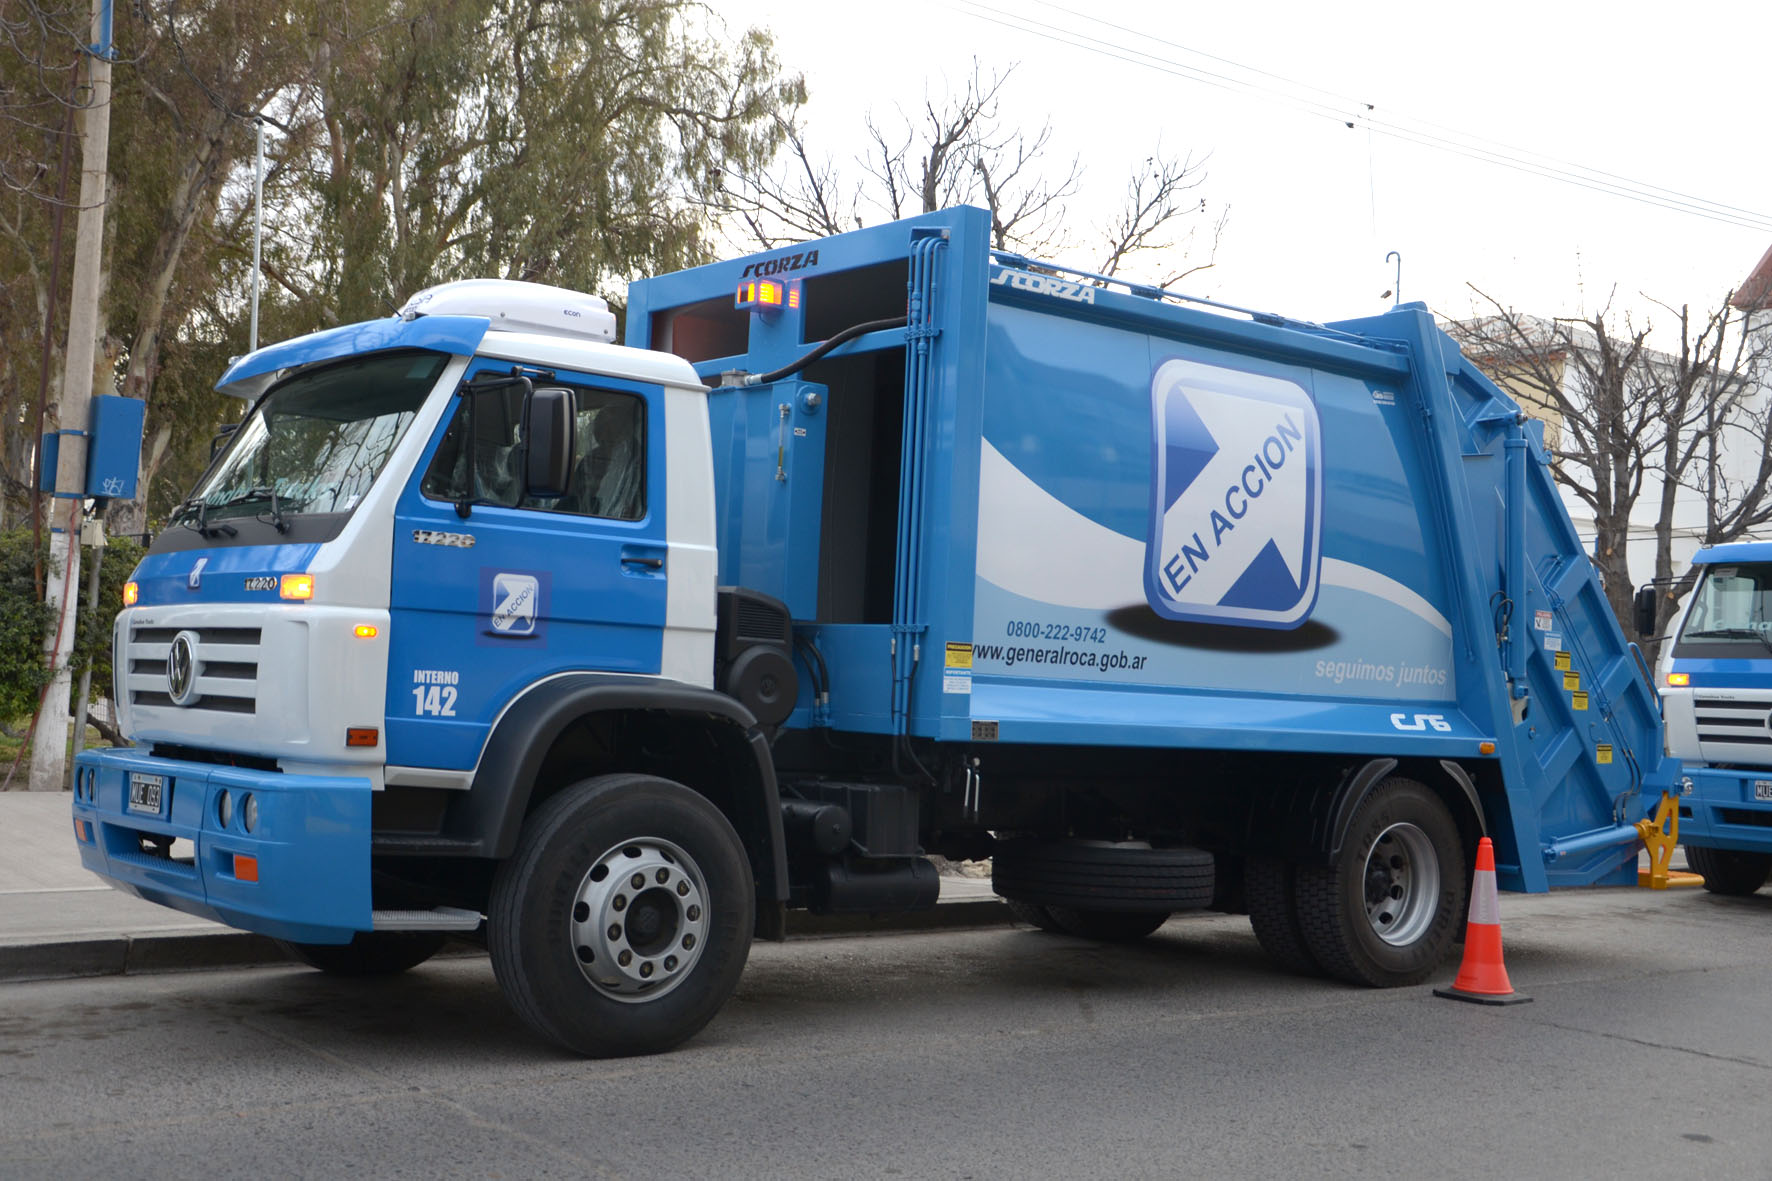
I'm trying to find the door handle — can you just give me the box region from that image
[620,547,665,570]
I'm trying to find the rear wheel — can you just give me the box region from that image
[1686,845,1772,896]
[1004,899,1065,932]
[1294,778,1465,987]
[489,774,754,1057]
[1244,857,1321,976]
[278,932,449,976]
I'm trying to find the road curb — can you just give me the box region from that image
[0,932,288,984]
[0,899,1015,984]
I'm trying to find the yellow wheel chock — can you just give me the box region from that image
[1636,792,1704,889]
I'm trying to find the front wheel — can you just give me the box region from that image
[1686,845,1772,896]
[1294,778,1466,987]
[489,774,755,1057]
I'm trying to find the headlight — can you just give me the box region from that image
[217,789,233,829]
[242,793,258,834]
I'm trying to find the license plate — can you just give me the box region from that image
[1755,781,1772,802]
[128,773,164,815]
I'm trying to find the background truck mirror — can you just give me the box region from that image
[525,386,575,498]
[1632,585,1658,637]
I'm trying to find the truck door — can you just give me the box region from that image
[385,366,669,771]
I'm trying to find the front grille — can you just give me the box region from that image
[126,623,262,716]
[1695,697,1772,747]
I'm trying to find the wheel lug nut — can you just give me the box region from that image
[613,895,627,911]
[608,924,622,940]
[631,873,646,889]
[618,950,632,966]
[664,955,679,971]
[682,933,696,949]
[686,905,701,922]
[640,962,654,978]
[676,882,689,896]
[656,868,669,884]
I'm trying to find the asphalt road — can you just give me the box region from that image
[4,885,1772,1179]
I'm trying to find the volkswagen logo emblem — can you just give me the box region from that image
[167,630,201,707]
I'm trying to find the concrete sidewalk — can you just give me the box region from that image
[0,791,1009,984]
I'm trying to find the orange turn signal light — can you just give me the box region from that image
[353,624,379,639]
[122,581,139,606]
[1478,741,1496,756]
[233,854,259,883]
[1666,672,1690,687]
[345,728,379,748]
[280,573,314,600]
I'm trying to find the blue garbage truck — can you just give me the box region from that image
[1642,544,1772,893]
[72,206,1676,1055]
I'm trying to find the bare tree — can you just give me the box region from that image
[718,61,1220,279]
[1451,290,1772,657]
[1096,151,1226,287]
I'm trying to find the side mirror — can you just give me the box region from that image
[525,386,575,498]
[1632,585,1658,638]
[210,422,239,459]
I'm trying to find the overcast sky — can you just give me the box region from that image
[715,0,1772,335]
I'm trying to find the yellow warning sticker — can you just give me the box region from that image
[1563,671,1581,691]
[945,642,973,670]
[1597,743,1613,764]
[1572,691,1589,711]
[1554,651,1571,671]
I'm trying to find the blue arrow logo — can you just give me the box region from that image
[1144,359,1322,629]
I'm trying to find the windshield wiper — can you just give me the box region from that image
[171,497,237,539]
[1686,627,1772,654]
[218,486,292,534]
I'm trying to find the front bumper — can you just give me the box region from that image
[1679,765,1772,855]
[71,746,372,944]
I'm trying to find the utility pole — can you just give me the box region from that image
[29,0,113,792]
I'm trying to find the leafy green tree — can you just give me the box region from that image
[0,530,54,723]
[281,0,802,325]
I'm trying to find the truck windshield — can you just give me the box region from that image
[1675,563,1772,656]
[178,350,448,527]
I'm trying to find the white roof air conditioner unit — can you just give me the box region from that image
[398,278,617,344]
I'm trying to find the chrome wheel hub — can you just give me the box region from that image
[1361,821,1440,947]
[570,837,708,1003]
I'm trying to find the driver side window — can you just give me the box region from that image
[421,383,646,520]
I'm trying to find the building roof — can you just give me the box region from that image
[1734,242,1772,311]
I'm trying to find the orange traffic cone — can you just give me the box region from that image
[1433,837,1532,1006]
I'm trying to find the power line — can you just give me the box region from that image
[944,0,1772,235]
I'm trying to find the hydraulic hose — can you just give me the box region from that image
[742,316,909,386]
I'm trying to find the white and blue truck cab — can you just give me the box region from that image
[76,207,1678,1056]
[1646,544,1772,893]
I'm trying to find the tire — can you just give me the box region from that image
[489,773,754,1057]
[1294,778,1466,988]
[1244,857,1321,976]
[278,932,450,976]
[1686,845,1772,896]
[1004,899,1065,932]
[1046,907,1170,942]
[992,840,1214,912]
